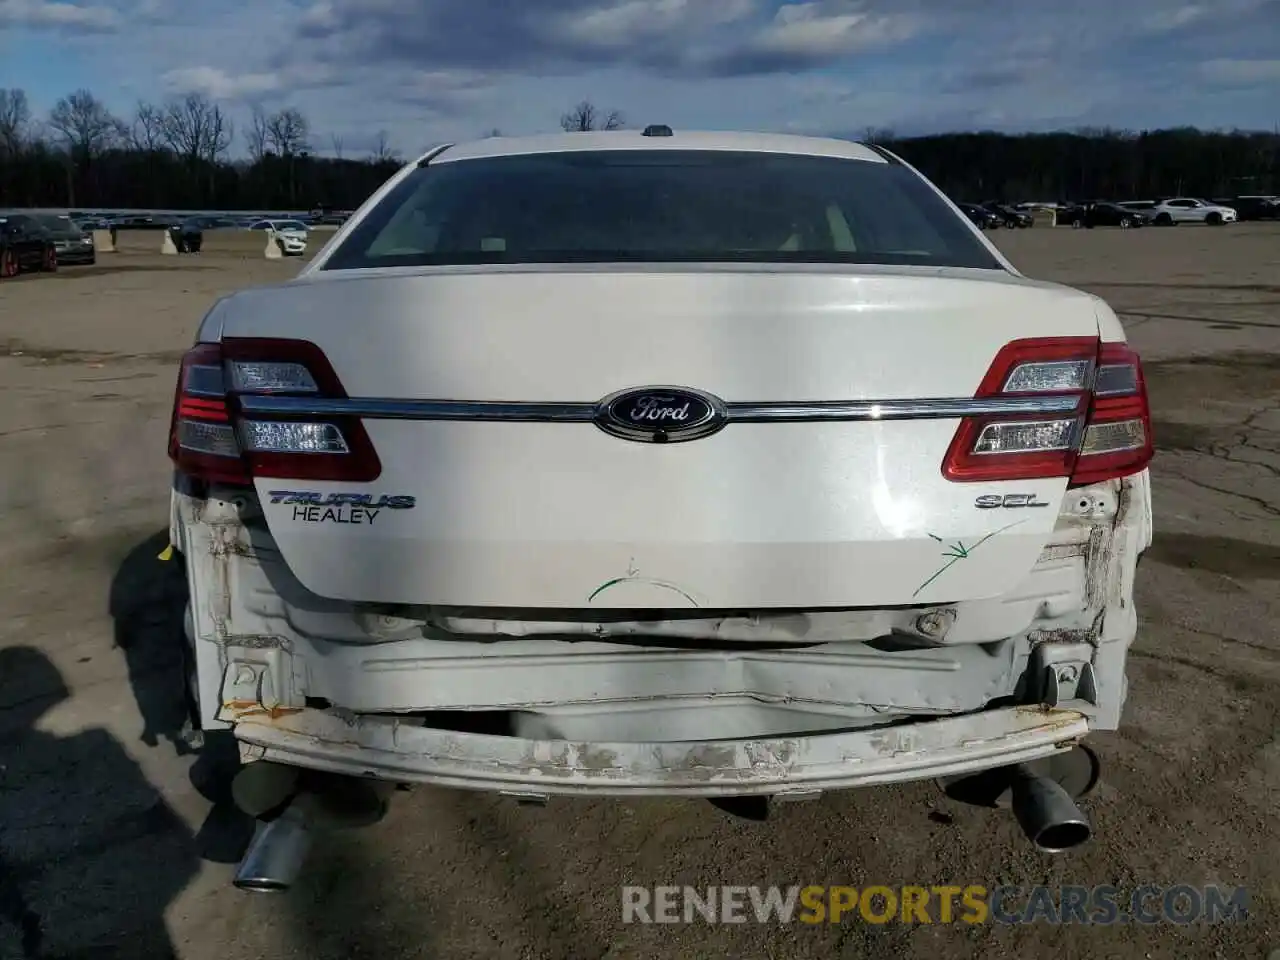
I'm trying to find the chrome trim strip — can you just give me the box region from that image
[238,394,1084,422]
[725,396,1082,421]
[238,396,597,421]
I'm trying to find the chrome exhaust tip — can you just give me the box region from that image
[233,794,314,893]
[1009,764,1092,853]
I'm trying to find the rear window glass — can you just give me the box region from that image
[33,215,79,235]
[323,150,1001,271]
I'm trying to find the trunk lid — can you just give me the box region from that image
[219,266,1101,608]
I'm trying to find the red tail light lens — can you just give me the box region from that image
[943,337,1153,486]
[168,338,381,487]
[1069,343,1154,486]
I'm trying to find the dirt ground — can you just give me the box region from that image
[0,225,1277,959]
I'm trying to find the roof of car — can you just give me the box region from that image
[426,130,889,165]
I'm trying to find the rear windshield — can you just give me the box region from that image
[323,150,1001,271]
[33,215,81,237]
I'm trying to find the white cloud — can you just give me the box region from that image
[0,0,118,30]
[558,0,755,48]
[1200,58,1280,83]
[162,67,283,100]
[755,2,920,57]
[1142,4,1210,30]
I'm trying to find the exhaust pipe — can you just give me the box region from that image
[233,792,316,893]
[1009,764,1092,852]
[231,766,394,892]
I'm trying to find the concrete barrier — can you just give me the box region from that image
[91,229,116,253]
[161,231,178,255]
[264,230,282,260]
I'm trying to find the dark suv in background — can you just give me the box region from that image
[955,202,1004,229]
[1058,201,1150,228]
[0,213,58,278]
[31,213,96,265]
[981,202,1033,228]
[1212,196,1280,221]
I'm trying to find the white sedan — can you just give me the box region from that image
[248,218,309,255]
[165,129,1154,888]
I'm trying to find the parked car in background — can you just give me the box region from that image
[249,218,310,234]
[1139,197,1237,226]
[248,218,309,255]
[167,219,205,253]
[0,213,58,277]
[1217,196,1280,221]
[1057,202,1149,229]
[31,213,96,264]
[1115,201,1162,222]
[956,202,1003,229]
[110,214,164,229]
[982,202,1032,228]
[185,216,239,230]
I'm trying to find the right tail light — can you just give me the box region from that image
[943,336,1153,486]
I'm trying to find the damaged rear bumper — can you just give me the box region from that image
[233,705,1088,798]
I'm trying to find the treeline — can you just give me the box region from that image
[0,88,402,211]
[878,126,1280,202]
[1,88,1278,212]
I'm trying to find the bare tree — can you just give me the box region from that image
[329,132,344,160]
[160,93,233,165]
[368,130,398,163]
[265,107,309,157]
[560,100,623,132]
[47,89,121,159]
[245,104,270,163]
[128,101,166,152]
[0,88,31,155]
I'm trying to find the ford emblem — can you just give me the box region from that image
[595,386,727,443]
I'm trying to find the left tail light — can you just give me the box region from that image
[167,338,381,487]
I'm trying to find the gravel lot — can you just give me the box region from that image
[1,225,1277,959]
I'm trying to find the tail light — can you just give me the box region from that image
[168,338,381,487]
[943,337,1153,486]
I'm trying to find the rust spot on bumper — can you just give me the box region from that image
[222,699,303,721]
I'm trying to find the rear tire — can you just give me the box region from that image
[1155,213,1173,226]
[0,248,17,279]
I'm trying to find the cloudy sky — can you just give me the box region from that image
[3,0,1279,158]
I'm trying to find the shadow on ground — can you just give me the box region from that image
[106,531,415,958]
[0,645,196,958]
[109,530,255,867]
